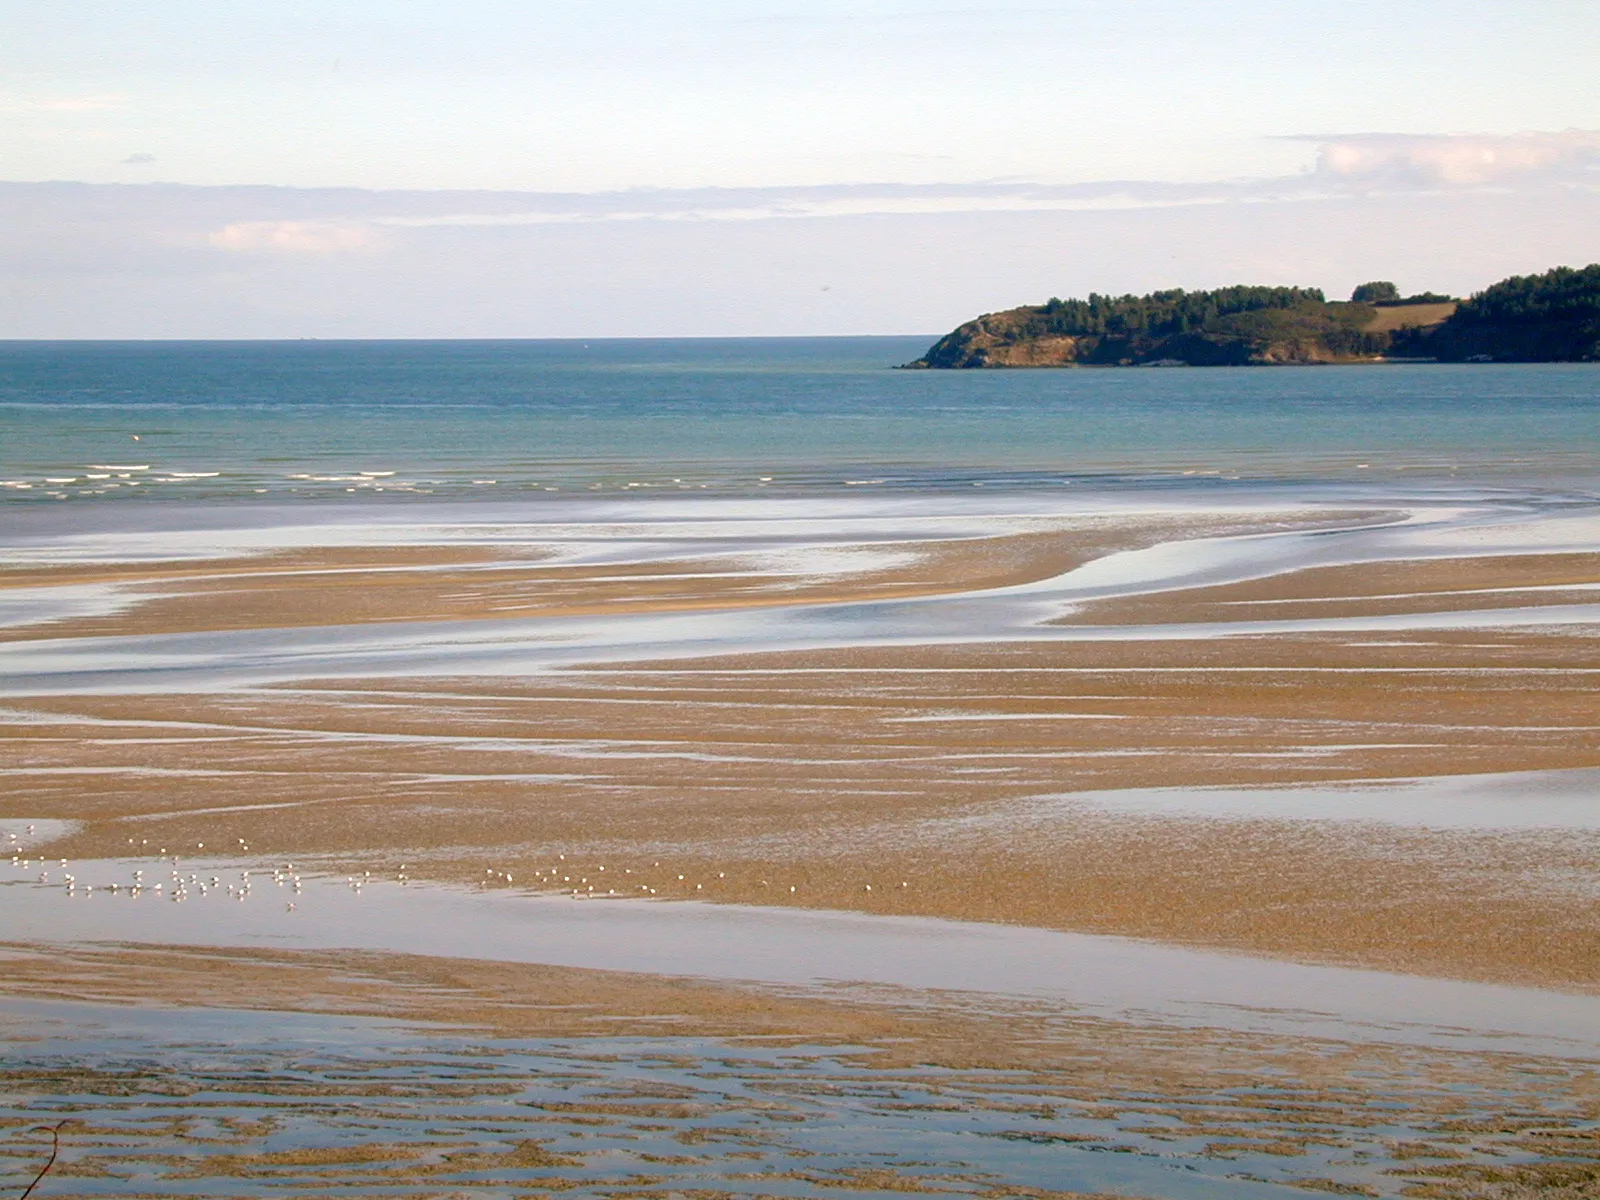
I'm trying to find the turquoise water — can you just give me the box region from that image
[2,339,1598,504]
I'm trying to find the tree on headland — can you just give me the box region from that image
[1036,286,1325,340]
[1351,281,1401,303]
[910,284,1377,368]
[1427,263,1600,361]
[907,264,1597,367]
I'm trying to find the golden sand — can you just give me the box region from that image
[1068,551,1600,626]
[3,506,1599,1196]
[2,513,1597,984]
[0,511,1375,641]
[6,592,1599,988]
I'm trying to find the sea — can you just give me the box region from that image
[3,338,1598,506]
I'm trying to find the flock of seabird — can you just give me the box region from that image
[8,827,911,914]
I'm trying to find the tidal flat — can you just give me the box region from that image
[2,345,1598,1197]
[4,488,1600,1198]
[1,984,1597,1200]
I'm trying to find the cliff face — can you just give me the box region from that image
[906,295,1457,369]
[915,312,1083,368]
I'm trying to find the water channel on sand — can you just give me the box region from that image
[6,844,1597,1058]
[5,478,1600,1197]
[5,489,1600,697]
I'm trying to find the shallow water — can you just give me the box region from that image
[5,487,1600,697]
[1044,768,1600,831]
[4,996,1543,1200]
[5,849,1596,1057]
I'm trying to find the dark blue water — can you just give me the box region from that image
[2,339,1597,504]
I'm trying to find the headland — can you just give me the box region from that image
[906,263,1600,367]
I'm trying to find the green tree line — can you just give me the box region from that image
[1451,264,1600,326]
[1423,264,1600,361]
[1037,286,1326,339]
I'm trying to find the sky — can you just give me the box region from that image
[3,0,1599,336]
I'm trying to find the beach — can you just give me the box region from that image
[2,342,1598,1197]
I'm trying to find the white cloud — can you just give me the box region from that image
[369,180,1334,230]
[345,133,1600,230]
[206,220,385,255]
[7,128,1599,336]
[375,190,1237,227]
[1306,130,1600,187]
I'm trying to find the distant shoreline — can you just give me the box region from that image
[906,266,1600,368]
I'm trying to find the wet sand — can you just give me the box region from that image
[2,946,1597,1199]
[3,493,1598,1196]
[3,500,1600,989]
[6,621,1599,988]
[0,511,1351,642]
[1070,551,1600,626]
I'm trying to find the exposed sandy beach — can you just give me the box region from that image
[5,501,1598,987]
[3,493,1598,1195]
